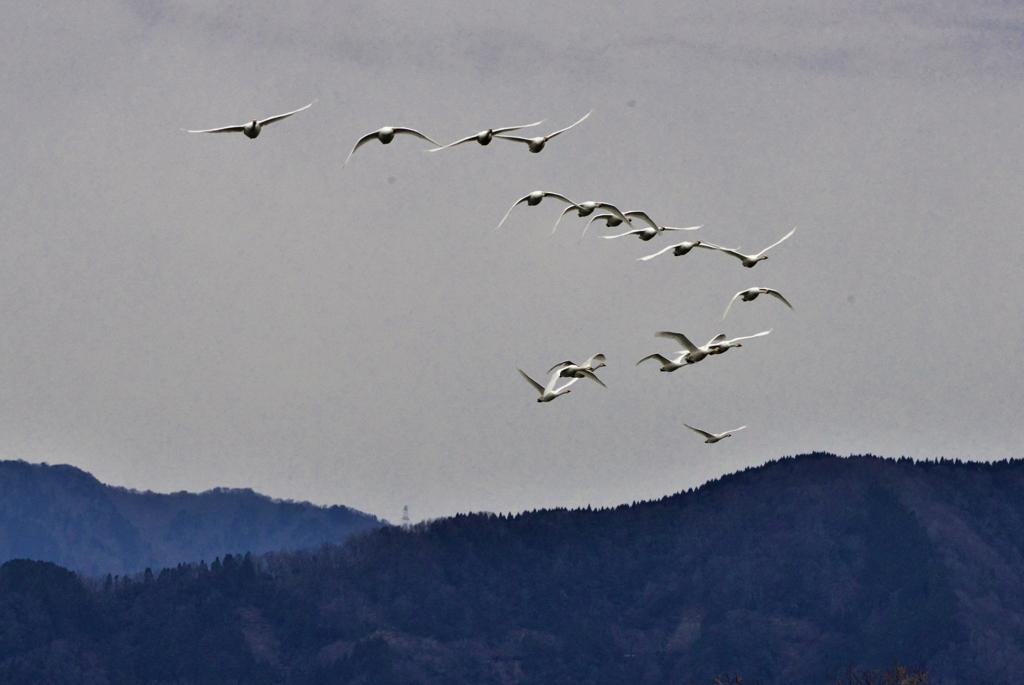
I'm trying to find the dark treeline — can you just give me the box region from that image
[3,453,1024,684]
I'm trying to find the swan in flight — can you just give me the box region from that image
[637,240,716,261]
[654,331,719,364]
[721,288,793,321]
[426,120,545,151]
[635,352,692,372]
[551,202,631,236]
[705,227,795,267]
[517,367,603,402]
[184,101,315,139]
[684,423,746,444]
[343,127,441,168]
[706,329,772,355]
[548,355,607,384]
[494,111,592,153]
[495,191,577,230]
[602,212,703,242]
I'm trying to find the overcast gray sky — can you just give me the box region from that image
[1,0,1022,522]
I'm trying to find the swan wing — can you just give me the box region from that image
[721,291,745,321]
[636,353,671,367]
[393,127,441,146]
[343,131,381,168]
[584,353,606,368]
[638,243,682,261]
[726,329,772,344]
[258,100,315,127]
[425,134,480,152]
[184,124,247,134]
[656,331,699,353]
[624,211,658,230]
[754,227,796,258]
[550,206,581,236]
[603,229,645,239]
[580,214,614,240]
[491,120,545,134]
[546,360,576,374]
[684,424,715,439]
[517,368,545,395]
[492,134,533,144]
[764,289,794,309]
[576,369,607,388]
[661,224,703,232]
[495,194,533,230]
[545,110,592,139]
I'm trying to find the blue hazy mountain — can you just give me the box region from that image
[0,460,383,575]
[3,453,1024,683]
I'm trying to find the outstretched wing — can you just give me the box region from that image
[683,424,715,439]
[517,368,545,395]
[725,329,772,345]
[550,205,582,236]
[393,127,441,146]
[545,110,592,139]
[580,214,616,240]
[624,211,658,229]
[576,369,607,388]
[603,229,645,240]
[495,194,533,230]
[753,227,796,258]
[584,353,606,368]
[724,426,747,435]
[343,131,382,168]
[661,224,703,232]
[655,331,699,353]
[184,124,246,134]
[638,243,682,261]
[258,100,315,127]
[721,290,745,322]
[764,289,794,309]
[425,134,480,152]
[491,119,545,134]
[636,353,671,367]
[705,333,728,347]
[546,360,576,374]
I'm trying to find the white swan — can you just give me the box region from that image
[343,127,441,168]
[603,212,703,242]
[684,423,746,443]
[705,227,795,267]
[184,101,315,139]
[653,331,718,364]
[550,202,631,236]
[547,355,607,385]
[637,241,717,261]
[518,367,603,402]
[426,120,545,151]
[495,191,577,230]
[706,329,771,355]
[721,288,793,321]
[494,111,592,153]
[635,352,692,372]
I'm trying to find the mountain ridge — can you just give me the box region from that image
[0,459,383,575]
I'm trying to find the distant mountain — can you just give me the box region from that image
[3,453,1024,684]
[0,460,383,575]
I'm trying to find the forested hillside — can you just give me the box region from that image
[0,460,382,574]
[3,453,1024,684]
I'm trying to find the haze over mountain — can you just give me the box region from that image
[0,460,383,575]
[2,453,1024,684]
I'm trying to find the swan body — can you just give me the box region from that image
[343,126,441,168]
[184,101,315,139]
[495,191,577,230]
[518,368,578,402]
[684,423,747,443]
[494,111,592,153]
[705,227,795,267]
[721,288,793,321]
[426,120,545,151]
[654,331,716,364]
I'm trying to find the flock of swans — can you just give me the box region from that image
[184,101,795,445]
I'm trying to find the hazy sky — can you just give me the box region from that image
[2,0,1023,522]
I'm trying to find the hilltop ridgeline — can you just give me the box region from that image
[0,460,383,575]
[2,454,1024,683]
